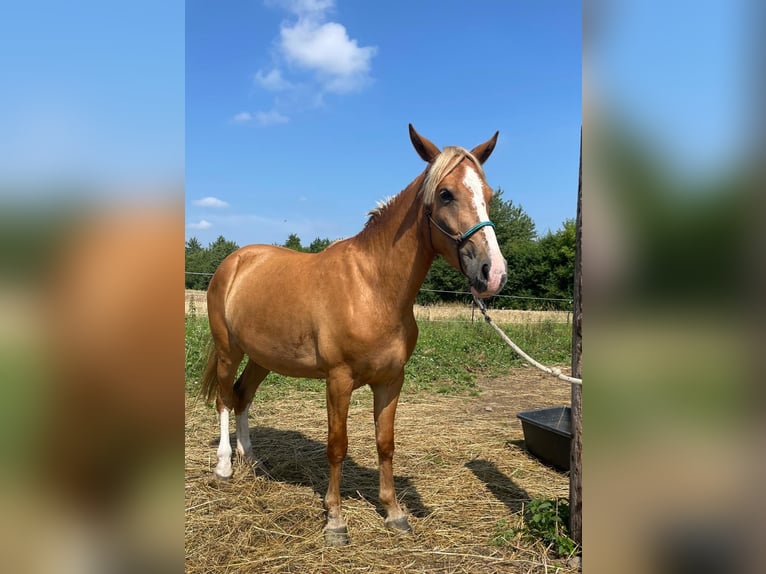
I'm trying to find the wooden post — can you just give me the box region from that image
[569,132,583,546]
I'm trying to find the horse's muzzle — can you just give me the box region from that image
[465,255,508,299]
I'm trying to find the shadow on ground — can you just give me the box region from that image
[212,427,431,519]
[465,458,530,514]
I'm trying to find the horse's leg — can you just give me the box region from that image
[372,371,412,533]
[214,345,244,480]
[323,369,354,546]
[233,359,269,462]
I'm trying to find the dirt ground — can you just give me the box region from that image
[185,368,578,573]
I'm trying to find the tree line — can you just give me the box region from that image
[185,189,575,310]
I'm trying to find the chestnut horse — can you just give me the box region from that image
[200,125,507,545]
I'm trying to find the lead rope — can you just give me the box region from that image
[473,296,583,386]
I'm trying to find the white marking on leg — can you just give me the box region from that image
[235,406,253,459]
[215,408,233,478]
[462,165,507,294]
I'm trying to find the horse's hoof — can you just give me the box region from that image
[213,469,232,481]
[385,517,412,534]
[323,526,350,546]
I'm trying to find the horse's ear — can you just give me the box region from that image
[409,124,441,163]
[470,131,499,165]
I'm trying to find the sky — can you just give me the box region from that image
[0,1,184,188]
[0,1,748,245]
[186,0,582,248]
[589,0,748,179]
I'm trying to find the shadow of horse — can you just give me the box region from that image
[465,458,531,514]
[213,427,431,519]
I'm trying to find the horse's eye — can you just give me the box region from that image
[439,189,454,204]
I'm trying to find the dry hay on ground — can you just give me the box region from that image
[186,289,208,315]
[413,305,569,325]
[185,369,578,573]
[185,289,569,324]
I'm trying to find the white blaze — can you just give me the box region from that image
[462,166,507,295]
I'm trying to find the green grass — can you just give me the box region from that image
[184,315,571,399]
[184,314,212,394]
[490,498,577,558]
[405,320,570,395]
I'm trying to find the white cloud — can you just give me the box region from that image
[187,219,212,230]
[279,18,376,93]
[255,0,376,104]
[231,110,290,126]
[254,110,290,125]
[255,68,293,91]
[269,0,335,18]
[192,196,229,208]
[235,1,373,127]
[232,112,253,123]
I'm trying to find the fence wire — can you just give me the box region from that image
[185,271,572,311]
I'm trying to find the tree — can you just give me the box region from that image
[184,235,240,290]
[490,189,536,253]
[503,220,575,309]
[207,235,239,261]
[185,237,208,290]
[308,237,333,253]
[535,219,576,301]
[185,237,202,254]
[489,189,540,308]
[418,256,468,305]
[283,233,305,252]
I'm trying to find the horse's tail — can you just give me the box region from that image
[199,342,219,403]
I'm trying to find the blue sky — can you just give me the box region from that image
[186,0,582,247]
[0,1,747,242]
[0,1,184,188]
[591,0,747,179]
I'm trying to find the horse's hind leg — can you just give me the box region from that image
[233,359,269,462]
[213,345,244,480]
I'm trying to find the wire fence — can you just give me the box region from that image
[413,288,571,312]
[185,271,572,323]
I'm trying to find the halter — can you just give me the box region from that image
[425,209,495,275]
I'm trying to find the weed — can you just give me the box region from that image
[489,518,519,547]
[423,453,445,466]
[527,497,576,556]
[490,498,577,557]
[184,315,210,393]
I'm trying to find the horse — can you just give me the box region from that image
[199,124,508,545]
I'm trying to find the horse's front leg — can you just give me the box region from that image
[372,371,412,533]
[323,369,354,546]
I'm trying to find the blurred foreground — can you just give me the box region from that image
[584,1,764,572]
[0,2,183,571]
[0,196,184,573]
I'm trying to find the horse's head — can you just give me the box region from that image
[409,124,508,299]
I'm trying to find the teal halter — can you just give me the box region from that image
[459,220,496,240]
[425,210,495,275]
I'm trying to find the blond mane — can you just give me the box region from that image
[420,146,485,206]
[366,196,396,221]
[365,146,484,226]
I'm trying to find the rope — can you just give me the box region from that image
[473,296,582,386]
